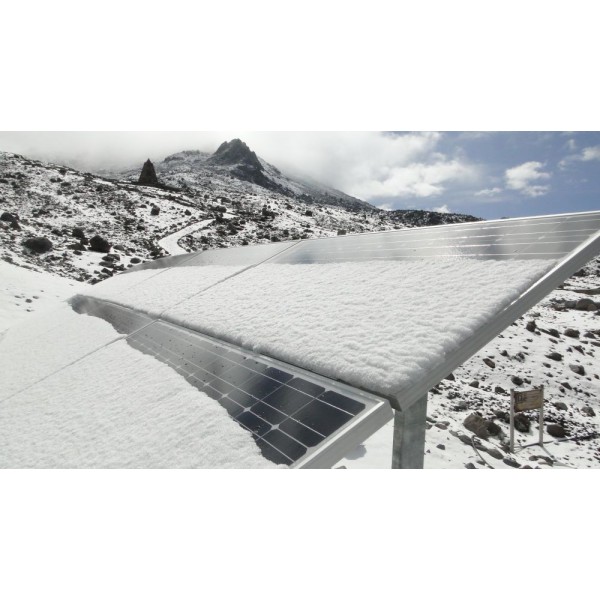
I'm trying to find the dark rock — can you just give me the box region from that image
[511,375,523,386]
[483,358,496,369]
[130,257,141,264]
[72,227,85,239]
[113,244,125,251]
[89,235,111,253]
[503,457,521,468]
[514,413,531,433]
[545,352,563,361]
[436,444,445,450]
[561,381,572,390]
[486,447,504,460]
[463,413,490,439]
[547,423,566,438]
[564,328,580,338]
[547,328,561,338]
[138,159,159,186]
[469,380,480,388]
[576,298,597,311]
[486,421,503,437]
[569,364,585,376]
[1,211,17,222]
[150,205,160,216]
[444,373,455,381]
[495,385,507,394]
[465,463,476,469]
[526,320,536,332]
[453,401,468,411]
[552,401,568,411]
[582,406,596,417]
[23,237,52,253]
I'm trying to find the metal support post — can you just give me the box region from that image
[392,394,428,469]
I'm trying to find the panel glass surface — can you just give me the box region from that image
[124,320,379,466]
[269,213,600,264]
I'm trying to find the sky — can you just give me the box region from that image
[0,131,598,219]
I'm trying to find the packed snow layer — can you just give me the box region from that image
[86,264,244,317]
[0,304,121,402]
[0,261,87,333]
[163,259,557,398]
[0,336,272,468]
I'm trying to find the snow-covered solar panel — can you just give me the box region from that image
[10,211,596,468]
[67,299,391,468]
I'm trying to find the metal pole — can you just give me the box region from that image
[392,394,428,469]
[539,385,544,447]
[509,389,515,454]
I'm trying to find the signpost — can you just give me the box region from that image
[510,386,544,453]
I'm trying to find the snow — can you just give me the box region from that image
[160,258,557,398]
[0,302,272,468]
[86,264,245,317]
[0,260,87,333]
[158,218,213,255]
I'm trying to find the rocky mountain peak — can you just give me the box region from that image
[138,159,159,186]
[210,139,263,171]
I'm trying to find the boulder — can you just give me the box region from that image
[138,159,159,186]
[23,237,52,253]
[89,235,111,253]
[569,364,585,376]
[576,298,597,311]
[464,413,491,439]
[547,423,566,438]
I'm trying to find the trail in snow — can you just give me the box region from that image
[158,218,214,255]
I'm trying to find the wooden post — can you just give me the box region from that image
[539,385,544,447]
[509,389,515,454]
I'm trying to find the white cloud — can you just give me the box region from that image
[432,204,450,213]
[580,145,600,161]
[505,161,551,197]
[474,187,502,197]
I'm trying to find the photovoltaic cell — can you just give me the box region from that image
[268,213,600,264]
[117,319,384,466]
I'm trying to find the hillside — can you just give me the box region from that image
[0,145,478,283]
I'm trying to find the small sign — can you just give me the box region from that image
[509,386,545,453]
[513,388,544,412]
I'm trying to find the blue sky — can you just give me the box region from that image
[0,131,598,220]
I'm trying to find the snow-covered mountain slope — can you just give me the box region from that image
[1,147,478,284]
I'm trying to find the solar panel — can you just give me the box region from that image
[269,212,600,263]
[72,210,600,468]
[74,302,391,467]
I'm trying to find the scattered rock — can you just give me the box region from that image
[436,444,445,450]
[503,457,521,468]
[511,375,523,386]
[514,413,531,433]
[469,380,480,388]
[130,257,141,264]
[526,320,536,332]
[444,373,455,381]
[494,385,507,394]
[465,463,476,469]
[486,447,504,460]
[569,364,585,376]
[576,298,597,311]
[564,327,580,338]
[553,401,568,411]
[581,406,596,417]
[547,423,566,438]
[464,413,491,439]
[545,352,563,362]
[22,237,52,253]
[150,205,160,216]
[72,227,85,239]
[89,235,111,253]
[483,358,495,369]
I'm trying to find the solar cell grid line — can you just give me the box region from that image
[114,317,391,467]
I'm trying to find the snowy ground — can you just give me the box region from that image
[0,261,87,333]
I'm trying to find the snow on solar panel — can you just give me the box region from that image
[69,210,600,467]
[2,211,598,468]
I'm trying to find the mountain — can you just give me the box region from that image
[1,145,479,285]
